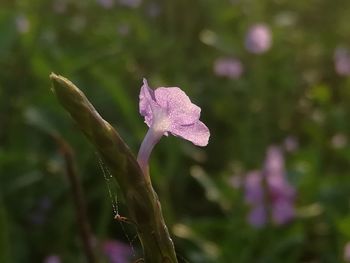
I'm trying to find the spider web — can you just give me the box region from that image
[96,154,190,263]
[96,153,138,258]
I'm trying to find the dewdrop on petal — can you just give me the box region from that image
[137,79,210,175]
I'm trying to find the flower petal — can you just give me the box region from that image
[244,171,264,204]
[271,199,295,225]
[248,205,267,228]
[139,78,157,127]
[154,87,201,125]
[169,121,210,146]
[264,146,284,176]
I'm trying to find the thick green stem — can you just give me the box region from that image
[50,73,178,263]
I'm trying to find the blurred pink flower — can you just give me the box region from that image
[283,136,298,152]
[331,133,347,149]
[213,57,243,79]
[15,14,30,34]
[344,242,350,262]
[248,202,267,227]
[97,0,114,8]
[102,240,133,263]
[245,24,272,54]
[43,255,61,263]
[334,47,350,76]
[244,146,295,227]
[138,79,210,174]
[52,0,67,13]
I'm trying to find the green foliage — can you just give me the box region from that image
[1,0,350,262]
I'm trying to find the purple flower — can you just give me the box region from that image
[244,146,295,227]
[213,57,243,79]
[43,255,61,263]
[102,240,133,263]
[137,79,210,175]
[283,136,298,152]
[245,24,272,54]
[334,47,350,76]
[245,171,267,227]
[248,201,267,227]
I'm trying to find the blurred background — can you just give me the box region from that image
[1,0,350,262]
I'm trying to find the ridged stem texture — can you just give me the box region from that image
[50,73,178,263]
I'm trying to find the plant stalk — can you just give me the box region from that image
[50,73,178,263]
[54,135,97,263]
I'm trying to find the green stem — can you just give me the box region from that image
[50,73,178,263]
[53,135,97,263]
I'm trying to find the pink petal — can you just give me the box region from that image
[169,121,210,146]
[139,79,157,127]
[264,146,284,176]
[154,87,201,125]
